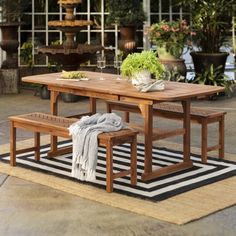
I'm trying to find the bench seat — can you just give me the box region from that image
[9,112,138,193]
[107,101,226,163]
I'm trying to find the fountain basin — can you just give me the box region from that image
[58,0,82,5]
[38,0,102,71]
[38,44,102,70]
[48,20,93,30]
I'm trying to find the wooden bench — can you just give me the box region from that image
[107,101,226,163]
[9,112,138,193]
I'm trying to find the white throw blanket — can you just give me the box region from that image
[134,79,165,92]
[68,113,124,182]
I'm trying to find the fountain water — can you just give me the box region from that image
[38,0,102,71]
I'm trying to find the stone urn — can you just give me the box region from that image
[190,52,229,75]
[118,25,136,56]
[0,22,19,69]
[40,85,50,100]
[157,45,187,78]
[158,58,187,78]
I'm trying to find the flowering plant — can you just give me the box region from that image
[148,20,191,58]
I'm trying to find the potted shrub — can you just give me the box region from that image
[191,65,235,96]
[106,0,146,54]
[173,0,235,78]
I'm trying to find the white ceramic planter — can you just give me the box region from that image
[131,70,151,86]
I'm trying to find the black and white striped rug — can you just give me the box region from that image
[1,141,236,201]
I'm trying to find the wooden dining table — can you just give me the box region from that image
[22,71,224,181]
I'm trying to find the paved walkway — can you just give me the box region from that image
[0,88,236,235]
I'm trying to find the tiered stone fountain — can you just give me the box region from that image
[38,0,102,71]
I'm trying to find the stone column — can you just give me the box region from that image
[0,69,20,94]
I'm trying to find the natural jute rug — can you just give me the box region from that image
[0,139,236,225]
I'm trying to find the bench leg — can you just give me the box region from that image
[10,121,16,166]
[219,117,225,159]
[201,120,208,163]
[90,97,97,114]
[106,102,112,113]
[130,137,137,186]
[124,112,130,123]
[106,143,113,193]
[34,132,40,161]
[50,136,58,157]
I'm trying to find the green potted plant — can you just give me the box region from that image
[121,50,165,82]
[191,65,235,96]
[173,0,235,77]
[20,42,33,67]
[106,0,146,54]
[178,64,235,95]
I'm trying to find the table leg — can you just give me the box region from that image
[50,90,59,116]
[182,100,191,162]
[138,104,153,179]
[49,90,59,157]
[141,100,193,181]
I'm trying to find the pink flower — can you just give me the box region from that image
[161,25,170,31]
[148,20,192,55]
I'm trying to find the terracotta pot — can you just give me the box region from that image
[118,26,136,54]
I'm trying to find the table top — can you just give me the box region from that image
[22,71,225,102]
